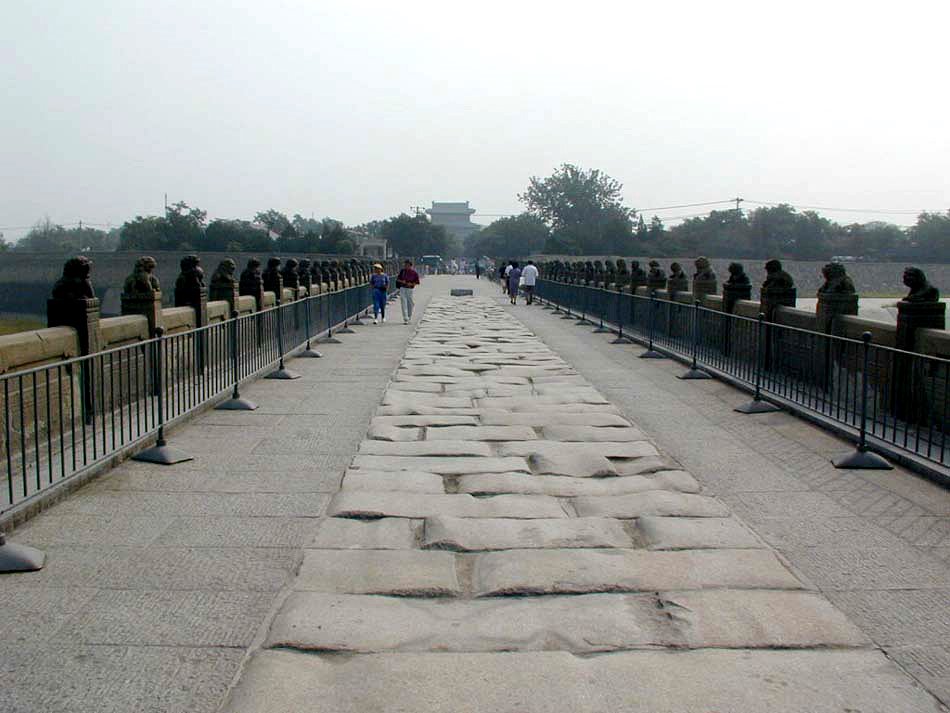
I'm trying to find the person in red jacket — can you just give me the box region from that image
[396,259,421,324]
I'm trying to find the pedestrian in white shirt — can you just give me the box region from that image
[521,260,539,304]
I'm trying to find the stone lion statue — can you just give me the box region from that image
[902,267,940,303]
[52,256,95,300]
[762,259,794,290]
[123,256,160,296]
[210,259,237,289]
[725,262,750,286]
[817,262,855,295]
[694,256,715,280]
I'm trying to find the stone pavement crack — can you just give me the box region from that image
[218,289,946,713]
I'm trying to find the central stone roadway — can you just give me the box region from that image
[222,289,941,713]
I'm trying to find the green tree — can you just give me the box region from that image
[519,164,634,254]
[465,213,549,258]
[909,210,950,261]
[205,219,273,251]
[380,213,452,257]
[118,215,168,250]
[254,209,291,235]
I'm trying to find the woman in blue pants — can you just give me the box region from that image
[370,263,389,324]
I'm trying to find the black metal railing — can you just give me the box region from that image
[1,283,372,515]
[536,279,949,475]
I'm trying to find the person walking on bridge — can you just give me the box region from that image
[370,263,389,324]
[396,259,421,324]
[521,260,539,304]
[507,261,522,305]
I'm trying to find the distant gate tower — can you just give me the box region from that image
[426,201,480,241]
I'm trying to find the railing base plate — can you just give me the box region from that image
[735,399,780,414]
[335,326,355,334]
[317,336,343,344]
[560,314,574,320]
[266,367,301,380]
[639,350,666,359]
[679,368,712,380]
[215,396,258,411]
[592,326,612,333]
[611,335,634,344]
[832,449,893,470]
[132,444,194,465]
[0,537,45,573]
[299,348,324,358]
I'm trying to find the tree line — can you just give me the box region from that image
[8,205,461,257]
[464,164,950,262]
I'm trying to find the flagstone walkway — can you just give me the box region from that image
[221,294,943,713]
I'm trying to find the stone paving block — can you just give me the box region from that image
[366,424,422,441]
[357,440,494,457]
[479,410,631,427]
[0,586,98,644]
[501,440,659,460]
[426,425,538,441]
[222,649,941,713]
[12,513,173,547]
[60,589,275,646]
[637,516,764,550]
[376,404,481,417]
[423,516,631,551]
[371,415,479,427]
[780,543,950,590]
[478,393,609,410]
[399,366,474,377]
[473,548,803,596]
[383,392,473,408]
[524,446,617,478]
[824,589,950,645]
[611,455,683,475]
[573,491,730,518]
[341,469,446,493]
[154,516,324,548]
[308,517,418,549]
[351,454,530,474]
[661,589,870,648]
[541,425,648,442]
[497,402,621,415]
[327,491,567,520]
[387,381,444,393]
[267,592,667,652]
[887,644,950,707]
[294,550,460,596]
[457,470,700,497]
[2,643,244,713]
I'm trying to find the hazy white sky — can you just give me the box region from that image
[2,0,949,240]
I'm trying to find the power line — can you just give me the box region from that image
[743,199,926,215]
[639,199,735,212]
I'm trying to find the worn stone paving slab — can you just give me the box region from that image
[267,592,668,653]
[351,454,530,474]
[294,550,460,596]
[425,425,538,441]
[473,548,803,595]
[357,440,494,457]
[573,491,731,518]
[307,517,418,549]
[500,439,660,459]
[541,425,648,441]
[222,649,942,713]
[478,410,631,427]
[423,516,632,551]
[341,469,445,493]
[457,470,700,497]
[327,491,568,519]
[637,516,765,550]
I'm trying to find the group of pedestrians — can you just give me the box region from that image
[500,260,538,305]
[370,259,420,325]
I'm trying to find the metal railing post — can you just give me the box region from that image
[336,285,355,334]
[639,291,666,359]
[133,327,193,463]
[593,288,610,333]
[266,300,301,380]
[318,289,342,344]
[833,332,892,469]
[299,292,323,358]
[735,313,780,413]
[611,289,633,344]
[679,301,712,379]
[216,310,258,410]
[576,286,589,325]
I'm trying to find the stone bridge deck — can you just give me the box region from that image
[1,276,948,712]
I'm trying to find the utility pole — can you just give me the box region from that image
[734,196,744,219]
[410,205,426,217]
[164,193,168,218]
